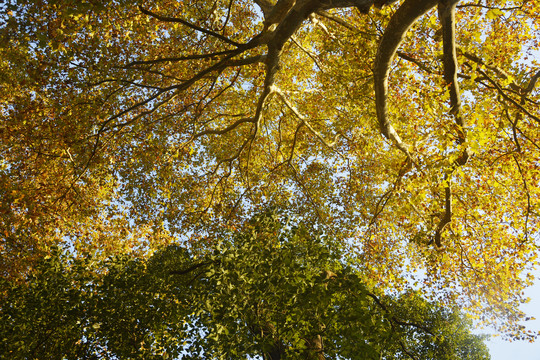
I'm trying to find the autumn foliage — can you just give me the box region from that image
[1,0,540,342]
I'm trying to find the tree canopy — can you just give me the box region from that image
[1,211,491,359]
[1,0,540,341]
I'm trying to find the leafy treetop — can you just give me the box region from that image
[1,0,539,336]
[0,211,491,360]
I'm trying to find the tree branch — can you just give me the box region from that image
[275,89,340,149]
[123,49,238,68]
[524,69,540,94]
[477,68,540,125]
[254,0,274,19]
[432,174,452,248]
[397,51,439,74]
[169,260,214,275]
[374,0,439,156]
[367,292,435,335]
[512,154,531,245]
[138,6,242,47]
[460,50,521,93]
[194,117,256,137]
[438,0,462,120]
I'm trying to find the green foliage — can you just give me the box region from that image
[0,250,97,359]
[1,212,490,359]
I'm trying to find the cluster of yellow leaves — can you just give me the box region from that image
[1,0,539,336]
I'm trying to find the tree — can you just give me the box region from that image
[0,211,491,359]
[0,0,539,337]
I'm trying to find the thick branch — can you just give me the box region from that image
[524,69,540,94]
[263,0,323,88]
[254,0,274,19]
[264,0,298,31]
[431,1,470,248]
[438,0,462,121]
[433,175,452,248]
[374,0,439,155]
